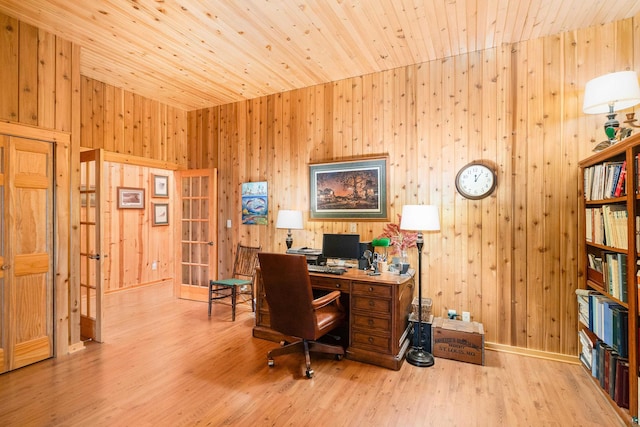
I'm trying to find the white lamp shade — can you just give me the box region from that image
[399,205,440,231]
[275,210,304,230]
[583,71,640,114]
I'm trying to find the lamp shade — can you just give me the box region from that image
[583,71,640,114]
[275,210,303,230]
[399,205,440,232]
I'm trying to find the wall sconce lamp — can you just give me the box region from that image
[400,204,441,368]
[275,210,304,249]
[583,71,640,146]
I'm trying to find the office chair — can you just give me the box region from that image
[257,252,346,378]
[209,243,261,321]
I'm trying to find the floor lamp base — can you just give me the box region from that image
[406,346,435,367]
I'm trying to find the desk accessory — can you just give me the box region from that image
[400,204,440,367]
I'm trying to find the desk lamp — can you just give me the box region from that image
[400,204,440,368]
[583,71,640,146]
[275,210,303,249]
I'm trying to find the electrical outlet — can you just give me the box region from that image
[462,311,471,322]
[448,309,457,319]
[349,222,357,233]
[152,261,157,271]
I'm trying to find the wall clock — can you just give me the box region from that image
[455,163,497,200]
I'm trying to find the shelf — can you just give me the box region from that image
[579,133,640,424]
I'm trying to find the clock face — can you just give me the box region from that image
[455,163,496,199]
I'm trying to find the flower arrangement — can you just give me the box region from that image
[378,214,418,254]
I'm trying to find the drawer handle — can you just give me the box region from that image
[335,283,341,288]
[369,300,375,307]
[368,286,374,292]
[368,337,374,343]
[368,319,374,326]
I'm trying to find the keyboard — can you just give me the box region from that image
[307,264,347,275]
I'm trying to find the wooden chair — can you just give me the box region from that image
[209,243,261,321]
[257,252,346,378]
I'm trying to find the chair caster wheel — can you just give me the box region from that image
[268,359,275,367]
[305,368,314,378]
[335,354,343,361]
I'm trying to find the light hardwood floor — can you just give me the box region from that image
[0,282,625,426]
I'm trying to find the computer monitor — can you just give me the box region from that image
[321,233,361,261]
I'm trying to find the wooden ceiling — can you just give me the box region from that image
[2,0,640,111]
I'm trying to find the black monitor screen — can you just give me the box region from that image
[322,233,360,260]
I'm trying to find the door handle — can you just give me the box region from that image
[88,254,100,260]
[207,242,214,246]
[0,264,9,270]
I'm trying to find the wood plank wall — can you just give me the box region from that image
[186,16,640,355]
[79,76,188,167]
[0,14,80,354]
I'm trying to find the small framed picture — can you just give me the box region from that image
[152,203,169,226]
[152,174,169,198]
[117,187,145,209]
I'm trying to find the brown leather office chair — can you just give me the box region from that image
[257,252,346,378]
[209,243,261,321]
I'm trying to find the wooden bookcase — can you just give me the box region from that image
[578,133,640,424]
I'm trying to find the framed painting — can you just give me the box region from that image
[309,156,388,220]
[241,181,268,225]
[152,203,169,226]
[117,187,145,209]
[152,174,169,198]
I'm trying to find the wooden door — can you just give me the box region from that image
[79,150,104,342]
[177,169,217,301]
[0,135,54,373]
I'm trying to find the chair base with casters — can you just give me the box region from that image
[267,338,344,378]
[208,278,253,321]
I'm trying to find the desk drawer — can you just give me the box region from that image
[352,312,391,332]
[352,282,392,298]
[352,330,391,353]
[311,276,350,293]
[352,295,391,314]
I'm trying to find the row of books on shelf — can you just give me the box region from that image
[578,327,630,409]
[576,289,628,357]
[587,253,628,303]
[585,206,630,249]
[584,160,627,201]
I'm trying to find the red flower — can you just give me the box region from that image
[377,214,418,254]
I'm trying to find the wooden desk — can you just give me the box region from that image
[253,267,415,370]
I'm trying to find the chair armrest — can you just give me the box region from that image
[312,290,342,310]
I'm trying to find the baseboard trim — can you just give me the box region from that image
[485,342,580,365]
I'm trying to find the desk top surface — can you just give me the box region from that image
[309,267,415,285]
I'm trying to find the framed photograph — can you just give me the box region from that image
[241,181,268,225]
[117,187,145,209]
[152,174,169,198]
[152,203,169,226]
[309,156,388,220]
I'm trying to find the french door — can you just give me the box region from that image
[177,169,218,301]
[79,150,104,342]
[0,135,54,373]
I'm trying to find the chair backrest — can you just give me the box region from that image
[232,244,261,279]
[257,252,318,340]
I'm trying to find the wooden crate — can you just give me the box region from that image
[432,317,485,365]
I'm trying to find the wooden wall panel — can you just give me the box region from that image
[186,16,640,355]
[102,163,175,292]
[79,79,188,169]
[0,12,80,355]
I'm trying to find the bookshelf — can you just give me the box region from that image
[578,133,640,424]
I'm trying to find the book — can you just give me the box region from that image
[613,160,627,197]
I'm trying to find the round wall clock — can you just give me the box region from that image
[455,163,497,200]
